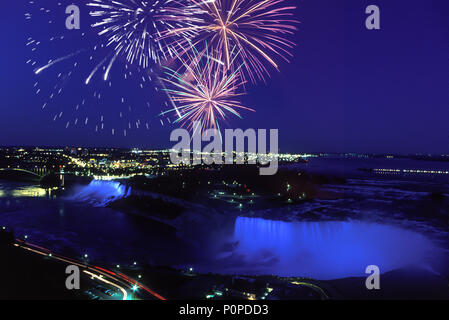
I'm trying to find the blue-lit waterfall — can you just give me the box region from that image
[69,180,130,207]
[233,217,442,279]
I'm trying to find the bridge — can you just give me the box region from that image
[0,167,51,182]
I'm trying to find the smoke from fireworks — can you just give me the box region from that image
[160,43,254,131]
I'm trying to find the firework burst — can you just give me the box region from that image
[160,43,254,131]
[26,1,173,136]
[87,0,203,74]
[163,0,298,83]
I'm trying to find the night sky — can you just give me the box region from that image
[1,0,448,154]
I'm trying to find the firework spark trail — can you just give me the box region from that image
[87,0,204,77]
[161,0,298,83]
[160,42,254,130]
[26,1,179,136]
[33,1,202,84]
[34,50,83,75]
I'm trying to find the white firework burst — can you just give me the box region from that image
[87,0,203,75]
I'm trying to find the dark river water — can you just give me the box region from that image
[1,157,448,280]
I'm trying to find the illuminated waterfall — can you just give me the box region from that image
[233,217,442,279]
[70,180,130,207]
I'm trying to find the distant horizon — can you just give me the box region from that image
[2,144,449,157]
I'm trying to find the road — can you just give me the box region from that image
[290,281,329,300]
[14,239,166,300]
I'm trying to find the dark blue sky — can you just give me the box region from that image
[1,0,448,154]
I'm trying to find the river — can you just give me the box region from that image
[0,157,448,280]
